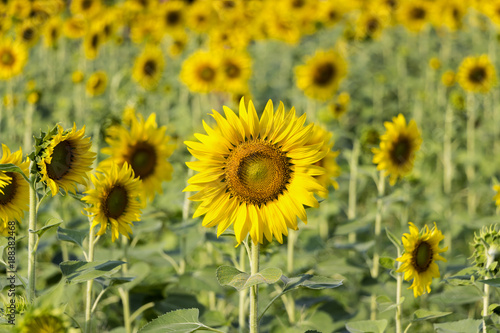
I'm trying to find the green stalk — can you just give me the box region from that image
[27,170,37,302]
[119,236,131,333]
[286,231,296,324]
[85,225,96,333]
[348,140,360,243]
[24,103,34,153]
[370,171,385,320]
[249,242,260,333]
[395,247,403,333]
[466,93,476,216]
[238,245,247,332]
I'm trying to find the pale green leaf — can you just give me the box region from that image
[60,260,124,284]
[138,308,212,333]
[434,319,482,332]
[57,227,88,249]
[345,319,387,333]
[412,309,452,322]
[216,266,282,291]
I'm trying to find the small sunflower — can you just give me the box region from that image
[372,113,422,185]
[72,70,85,84]
[329,92,350,119]
[63,16,87,39]
[86,70,108,96]
[158,1,185,33]
[397,0,432,33]
[0,39,28,81]
[83,27,103,60]
[70,0,102,18]
[295,49,348,101]
[457,55,496,93]
[83,163,142,242]
[185,99,328,244]
[186,1,216,34]
[18,20,39,48]
[18,306,72,333]
[180,50,220,93]
[101,109,175,201]
[494,185,500,207]
[0,145,29,225]
[43,16,62,48]
[168,32,188,57]
[396,222,447,297]
[218,50,252,93]
[132,45,165,90]
[37,124,96,196]
[441,70,455,87]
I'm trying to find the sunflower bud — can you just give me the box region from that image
[472,225,500,274]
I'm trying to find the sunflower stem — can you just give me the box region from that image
[249,242,260,333]
[371,170,385,320]
[348,140,360,243]
[443,93,453,195]
[120,236,132,333]
[286,231,296,324]
[27,169,37,303]
[239,245,247,332]
[24,103,34,153]
[466,92,476,216]
[85,224,96,333]
[395,247,403,333]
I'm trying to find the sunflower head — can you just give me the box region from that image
[30,124,96,196]
[396,222,447,297]
[0,38,28,81]
[86,71,108,96]
[72,70,85,84]
[18,306,71,333]
[372,114,422,185]
[441,70,456,87]
[132,45,165,90]
[180,50,220,93]
[457,55,497,93]
[471,225,500,275]
[429,57,441,70]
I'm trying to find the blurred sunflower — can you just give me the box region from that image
[38,124,96,196]
[7,0,31,19]
[70,0,102,18]
[186,1,216,33]
[265,10,301,45]
[83,27,103,60]
[185,99,328,244]
[435,0,466,31]
[86,70,108,96]
[168,32,188,57]
[0,39,28,81]
[158,1,185,33]
[372,113,422,185]
[441,70,455,87]
[63,16,87,39]
[397,0,432,33]
[218,50,252,93]
[493,185,500,206]
[396,222,447,297]
[0,145,29,225]
[132,45,165,90]
[180,50,220,93]
[18,20,40,48]
[318,0,347,28]
[0,15,12,35]
[101,109,175,201]
[329,91,350,119]
[457,55,496,93]
[130,16,163,44]
[18,306,73,333]
[83,163,142,242]
[295,49,348,101]
[355,5,390,40]
[43,16,62,48]
[484,0,500,27]
[72,70,85,84]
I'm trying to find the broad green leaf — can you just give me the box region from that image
[434,319,482,332]
[57,227,88,249]
[216,265,282,291]
[412,309,452,322]
[60,260,124,284]
[138,308,213,333]
[379,256,395,269]
[478,278,500,287]
[281,274,343,293]
[345,319,387,333]
[0,163,29,183]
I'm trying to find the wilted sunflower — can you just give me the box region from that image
[132,45,165,90]
[180,50,220,93]
[38,124,96,196]
[185,99,328,244]
[0,145,29,225]
[396,222,447,297]
[295,49,348,101]
[86,71,108,96]
[83,163,142,242]
[218,50,252,93]
[457,55,496,93]
[0,39,28,81]
[101,109,175,201]
[372,113,422,185]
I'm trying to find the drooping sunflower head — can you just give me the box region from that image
[101,109,175,202]
[295,49,348,101]
[0,38,28,81]
[83,163,142,242]
[372,113,422,185]
[86,70,108,96]
[0,144,29,225]
[132,45,165,90]
[180,50,220,93]
[185,98,328,244]
[396,222,447,297]
[471,224,500,275]
[457,55,497,93]
[34,124,96,196]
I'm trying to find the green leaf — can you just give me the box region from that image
[478,278,500,287]
[138,308,214,333]
[378,296,405,313]
[216,265,282,291]
[57,227,88,249]
[32,220,63,237]
[0,163,29,183]
[412,309,452,322]
[345,319,387,333]
[386,227,402,250]
[434,319,482,332]
[60,260,125,284]
[379,257,395,269]
[282,274,343,293]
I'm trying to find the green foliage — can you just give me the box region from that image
[137,309,222,333]
[345,319,387,333]
[216,265,282,291]
[59,260,125,284]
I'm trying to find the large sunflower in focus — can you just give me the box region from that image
[101,110,175,201]
[38,124,96,196]
[0,39,28,81]
[396,222,447,297]
[185,99,328,244]
[132,45,165,90]
[372,113,421,185]
[295,50,348,101]
[83,163,142,242]
[457,55,496,94]
[180,50,220,93]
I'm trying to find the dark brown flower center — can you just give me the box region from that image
[225,62,240,79]
[225,140,291,205]
[410,7,426,20]
[128,142,157,179]
[166,10,181,25]
[367,18,379,33]
[0,51,14,66]
[292,0,304,8]
[22,28,34,42]
[91,34,99,48]
[82,0,93,10]
[0,173,16,205]
[92,77,102,90]
[313,62,336,86]
[412,241,433,272]
[390,136,411,166]
[46,141,73,180]
[104,185,128,219]
[469,66,487,84]
[199,65,215,82]
[143,60,157,76]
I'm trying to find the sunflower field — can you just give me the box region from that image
[3,0,500,332]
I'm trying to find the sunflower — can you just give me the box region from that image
[130,16,163,44]
[397,0,432,33]
[43,16,62,48]
[158,1,185,33]
[372,113,422,185]
[484,0,500,27]
[318,0,347,28]
[0,39,28,81]
[0,172,9,192]
[180,50,220,93]
[18,20,40,48]
[396,222,447,297]
[493,185,500,206]
[457,55,496,93]
[38,124,96,196]
[441,70,455,87]
[132,45,165,90]
[86,70,108,96]
[186,1,216,33]
[70,0,102,18]
[435,0,465,31]
[295,49,348,101]
[0,145,29,225]
[168,31,188,57]
[330,91,350,119]
[63,16,87,39]
[101,109,175,201]
[355,5,390,41]
[83,27,103,60]
[185,99,328,244]
[83,163,142,242]
[218,50,252,93]
[18,307,71,333]
[72,70,84,84]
